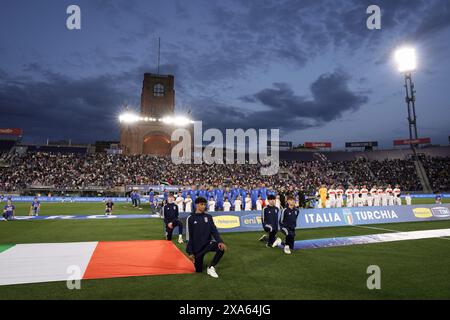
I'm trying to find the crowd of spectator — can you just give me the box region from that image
[0,152,448,193]
[422,156,450,192]
[367,159,423,191]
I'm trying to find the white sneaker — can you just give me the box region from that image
[178,236,184,244]
[284,245,291,255]
[272,237,282,248]
[207,266,219,278]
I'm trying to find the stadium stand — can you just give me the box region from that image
[0,140,16,152]
[26,145,88,154]
[421,156,450,192]
[0,146,448,193]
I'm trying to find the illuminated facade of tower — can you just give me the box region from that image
[120,73,186,155]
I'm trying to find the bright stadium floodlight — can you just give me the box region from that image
[118,112,140,123]
[173,116,192,126]
[160,116,193,126]
[394,47,417,73]
[394,46,419,154]
[160,116,172,124]
[119,113,193,125]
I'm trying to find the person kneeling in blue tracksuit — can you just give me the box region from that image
[279,196,300,254]
[186,197,227,278]
[260,194,282,248]
[162,193,184,244]
[3,200,16,221]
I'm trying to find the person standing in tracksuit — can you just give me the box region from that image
[260,194,282,248]
[162,193,184,244]
[131,191,139,207]
[279,196,299,255]
[186,197,227,278]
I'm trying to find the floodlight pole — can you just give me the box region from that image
[403,72,418,152]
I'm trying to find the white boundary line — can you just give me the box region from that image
[352,225,400,233]
[352,224,450,241]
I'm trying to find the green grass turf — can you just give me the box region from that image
[6,197,450,217]
[0,199,449,300]
[0,244,14,253]
[8,202,154,216]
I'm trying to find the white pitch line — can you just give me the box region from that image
[352,225,401,233]
[352,225,450,241]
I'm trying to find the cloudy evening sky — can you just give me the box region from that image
[0,0,449,148]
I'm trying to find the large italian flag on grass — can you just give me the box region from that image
[0,240,195,286]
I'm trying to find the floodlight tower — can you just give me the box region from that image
[394,47,418,150]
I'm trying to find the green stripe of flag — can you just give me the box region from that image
[0,244,15,253]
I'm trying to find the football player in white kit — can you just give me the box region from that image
[345,187,354,207]
[405,193,412,205]
[244,194,252,211]
[208,196,216,212]
[324,196,332,208]
[353,186,360,207]
[275,195,282,210]
[184,194,193,213]
[369,186,378,207]
[223,198,231,212]
[234,196,242,211]
[176,192,184,212]
[256,195,263,211]
[380,187,388,206]
[376,187,383,206]
[335,185,344,208]
[360,185,369,206]
[385,185,394,206]
[358,194,365,207]
[328,186,336,208]
[393,185,402,205]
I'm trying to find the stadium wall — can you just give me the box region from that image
[4,203,450,234]
[207,204,450,232]
[4,194,450,202]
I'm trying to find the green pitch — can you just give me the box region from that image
[0,198,449,300]
[7,197,449,216]
[9,201,155,216]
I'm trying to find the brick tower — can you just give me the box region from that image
[120,73,189,155]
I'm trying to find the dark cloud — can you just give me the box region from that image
[253,71,368,122]
[0,68,133,143]
[0,66,368,142]
[197,0,450,76]
[194,70,368,134]
[2,0,449,145]
[0,58,189,143]
[239,95,257,103]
